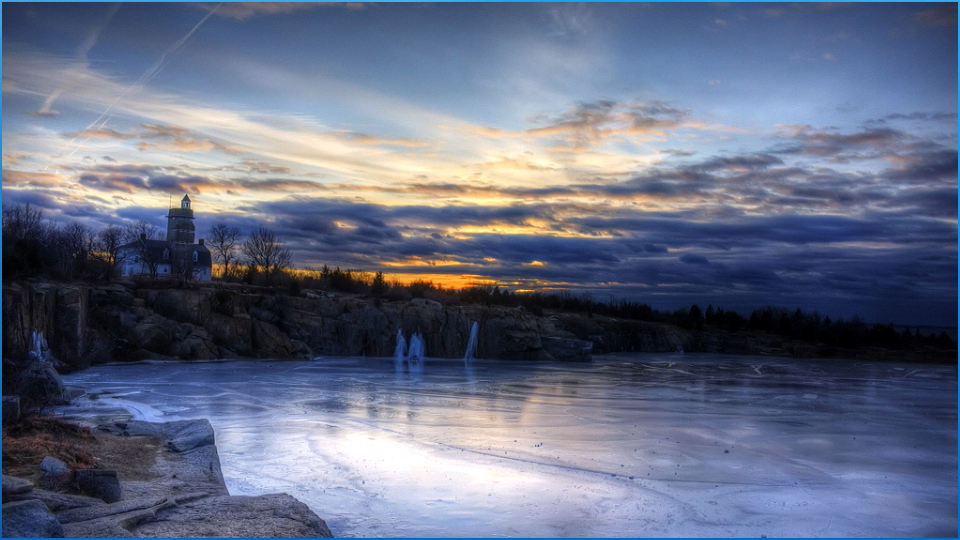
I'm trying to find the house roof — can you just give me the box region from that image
[118,239,211,267]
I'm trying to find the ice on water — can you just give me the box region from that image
[60,354,958,538]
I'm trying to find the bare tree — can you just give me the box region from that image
[50,222,94,280]
[2,203,46,242]
[2,203,52,277]
[171,249,195,285]
[208,223,241,281]
[122,220,162,278]
[91,225,126,280]
[241,227,292,282]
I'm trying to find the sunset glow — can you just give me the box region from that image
[3,2,957,325]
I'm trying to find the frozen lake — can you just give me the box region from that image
[61,354,957,538]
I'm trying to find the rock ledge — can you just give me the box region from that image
[2,419,333,538]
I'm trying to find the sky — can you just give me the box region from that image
[2,2,957,327]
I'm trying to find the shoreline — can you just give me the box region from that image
[2,416,334,538]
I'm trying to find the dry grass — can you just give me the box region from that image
[3,415,163,486]
[2,416,98,481]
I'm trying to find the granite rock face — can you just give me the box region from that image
[3,282,598,365]
[134,493,334,538]
[10,280,831,367]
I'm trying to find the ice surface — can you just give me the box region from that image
[60,354,958,538]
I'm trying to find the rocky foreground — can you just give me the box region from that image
[3,418,333,538]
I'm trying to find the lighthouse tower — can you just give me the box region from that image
[166,194,195,246]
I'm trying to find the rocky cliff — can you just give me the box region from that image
[2,282,599,369]
[4,281,946,372]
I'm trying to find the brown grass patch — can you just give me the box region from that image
[2,416,98,481]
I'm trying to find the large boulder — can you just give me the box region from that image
[75,469,122,503]
[3,475,34,502]
[2,499,65,538]
[133,493,333,538]
[163,420,215,453]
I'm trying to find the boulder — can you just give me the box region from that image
[40,456,70,475]
[2,499,65,538]
[133,493,333,538]
[39,456,73,491]
[163,419,216,452]
[2,396,20,425]
[76,469,122,503]
[3,475,34,501]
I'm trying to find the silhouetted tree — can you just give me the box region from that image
[122,220,163,278]
[2,203,51,278]
[208,223,242,281]
[90,225,126,280]
[242,227,292,283]
[371,271,388,296]
[50,222,94,281]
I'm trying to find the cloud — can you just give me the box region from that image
[27,109,60,118]
[881,149,958,185]
[27,3,120,118]
[64,124,240,154]
[338,131,429,148]
[524,99,689,150]
[195,2,360,21]
[63,127,136,140]
[913,4,957,27]
[775,126,906,158]
[2,169,70,188]
[657,148,697,157]
[78,173,149,192]
[547,3,597,37]
[680,253,710,265]
[233,161,293,175]
[882,111,958,123]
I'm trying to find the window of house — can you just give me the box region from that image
[163,248,170,260]
[193,251,199,262]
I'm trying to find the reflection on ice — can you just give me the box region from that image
[60,354,958,538]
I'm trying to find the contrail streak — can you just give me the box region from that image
[58,3,223,161]
[82,2,223,133]
[34,2,121,117]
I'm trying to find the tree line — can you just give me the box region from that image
[453,286,956,351]
[2,203,292,285]
[3,202,955,352]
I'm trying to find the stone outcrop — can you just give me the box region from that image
[2,419,333,538]
[11,279,938,368]
[3,282,599,366]
[2,499,65,538]
[0,280,784,368]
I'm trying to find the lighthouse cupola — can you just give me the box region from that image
[166,193,196,245]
